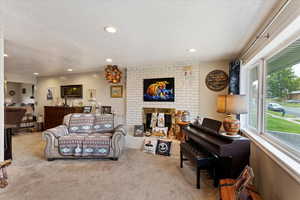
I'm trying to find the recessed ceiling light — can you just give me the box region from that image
[188,48,197,53]
[4,54,8,57]
[33,72,39,75]
[67,68,73,72]
[105,58,113,63]
[104,26,117,33]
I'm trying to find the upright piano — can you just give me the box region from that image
[182,123,250,179]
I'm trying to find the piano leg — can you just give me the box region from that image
[180,151,183,168]
[197,167,200,189]
[213,167,218,187]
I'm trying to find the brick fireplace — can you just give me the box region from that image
[143,107,176,138]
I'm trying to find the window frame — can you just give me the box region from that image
[245,62,261,133]
[262,39,300,161]
[242,16,300,184]
[244,35,300,162]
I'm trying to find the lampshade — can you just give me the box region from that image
[217,94,248,114]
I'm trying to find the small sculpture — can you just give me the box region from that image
[0,160,11,189]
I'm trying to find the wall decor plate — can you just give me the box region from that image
[105,65,122,84]
[205,70,228,91]
[8,90,15,96]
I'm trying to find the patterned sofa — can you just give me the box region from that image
[43,113,126,161]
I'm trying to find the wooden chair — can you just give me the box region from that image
[219,179,263,200]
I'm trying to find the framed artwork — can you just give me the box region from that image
[88,89,96,101]
[205,70,228,91]
[111,85,123,98]
[134,125,144,137]
[101,106,112,114]
[156,140,172,156]
[47,88,54,100]
[143,77,175,102]
[83,106,92,113]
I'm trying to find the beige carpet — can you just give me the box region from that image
[0,132,218,200]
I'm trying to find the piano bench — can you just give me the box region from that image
[219,179,263,200]
[180,142,217,189]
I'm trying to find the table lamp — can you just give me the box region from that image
[217,94,248,135]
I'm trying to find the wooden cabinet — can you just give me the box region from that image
[44,106,84,129]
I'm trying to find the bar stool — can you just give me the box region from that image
[180,142,218,189]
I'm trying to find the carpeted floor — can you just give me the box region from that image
[0,132,218,200]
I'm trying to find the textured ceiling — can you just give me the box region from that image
[2,0,279,76]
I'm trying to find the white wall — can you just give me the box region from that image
[36,71,126,125]
[5,72,36,84]
[250,143,300,200]
[0,36,4,162]
[126,61,228,132]
[5,82,34,104]
[20,83,34,102]
[5,82,21,103]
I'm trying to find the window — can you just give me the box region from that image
[264,39,300,153]
[246,38,300,157]
[248,66,259,130]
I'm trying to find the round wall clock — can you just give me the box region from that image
[9,90,16,96]
[205,70,229,91]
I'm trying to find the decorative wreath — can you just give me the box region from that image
[105,65,122,84]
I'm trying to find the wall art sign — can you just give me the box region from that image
[205,70,228,92]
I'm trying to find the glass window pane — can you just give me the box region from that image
[265,38,300,153]
[248,66,259,129]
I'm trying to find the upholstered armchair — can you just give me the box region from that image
[43,113,126,161]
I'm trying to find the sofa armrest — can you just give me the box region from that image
[114,125,127,136]
[43,125,69,139]
[111,126,126,159]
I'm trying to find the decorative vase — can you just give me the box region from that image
[181,111,190,122]
[223,114,240,135]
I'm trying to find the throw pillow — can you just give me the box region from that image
[143,138,158,154]
[156,140,172,156]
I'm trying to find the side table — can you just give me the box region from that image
[176,121,190,141]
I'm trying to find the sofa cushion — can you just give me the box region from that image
[58,134,85,156]
[93,114,114,133]
[90,132,113,137]
[68,113,95,134]
[82,134,111,156]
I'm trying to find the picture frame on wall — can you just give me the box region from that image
[111,85,123,98]
[47,88,54,100]
[83,106,92,113]
[143,77,175,102]
[133,125,144,137]
[88,89,96,101]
